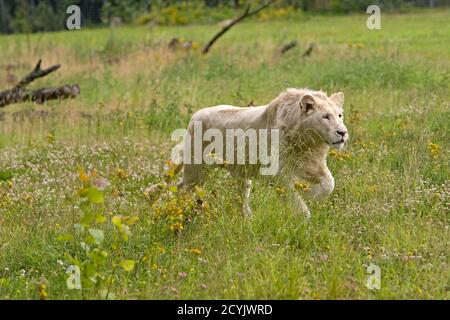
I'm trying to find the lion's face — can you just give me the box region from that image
[299,92,348,150]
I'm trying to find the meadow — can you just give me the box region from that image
[0,9,448,299]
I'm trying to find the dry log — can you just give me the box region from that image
[302,43,315,58]
[202,0,275,55]
[280,40,298,54]
[0,59,80,108]
[22,85,80,104]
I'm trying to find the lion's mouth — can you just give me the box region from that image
[332,139,345,146]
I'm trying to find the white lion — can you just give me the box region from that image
[175,88,348,218]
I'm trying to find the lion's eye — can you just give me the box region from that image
[323,114,331,120]
[339,114,343,118]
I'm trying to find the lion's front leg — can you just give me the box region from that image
[287,182,311,219]
[303,171,335,201]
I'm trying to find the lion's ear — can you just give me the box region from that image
[330,92,344,108]
[299,94,316,115]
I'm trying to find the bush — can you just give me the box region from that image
[135,2,236,26]
[135,2,304,26]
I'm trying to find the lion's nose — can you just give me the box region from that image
[336,130,347,137]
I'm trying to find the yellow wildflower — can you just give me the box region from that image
[189,248,202,255]
[169,221,183,233]
[117,168,128,180]
[294,181,310,192]
[78,168,90,183]
[37,279,48,300]
[428,142,441,158]
[276,187,286,195]
[329,149,351,161]
[46,133,55,144]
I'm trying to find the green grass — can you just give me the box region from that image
[0,9,449,299]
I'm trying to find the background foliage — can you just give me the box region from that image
[0,0,448,33]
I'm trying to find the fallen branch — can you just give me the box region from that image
[202,0,275,55]
[0,59,80,108]
[280,40,298,55]
[22,85,80,104]
[302,43,315,58]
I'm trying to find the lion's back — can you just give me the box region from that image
[189,105,267,130]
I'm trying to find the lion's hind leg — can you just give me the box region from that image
[180,164,204,188]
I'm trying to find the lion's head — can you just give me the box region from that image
[274,88,349,150]
[298,91,348,150]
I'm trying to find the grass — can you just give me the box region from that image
[0,9,449,299]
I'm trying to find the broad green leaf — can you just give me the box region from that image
[95,213,107,224]
[80,211,95,226]
[88,229,104,245]
[111,215,122,227]
[91,249,108,265]
[87,187,104,204]
[124,216,139,226]
[56,234,74,242]
[119,259,135,272]
[112,216,132,240]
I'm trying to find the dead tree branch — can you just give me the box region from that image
[302,43,315,58]
[17,60,60,89]
[280,40,298,55]
[202,0,275,55]
[22,85,80,104]
[0,59,80,108]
